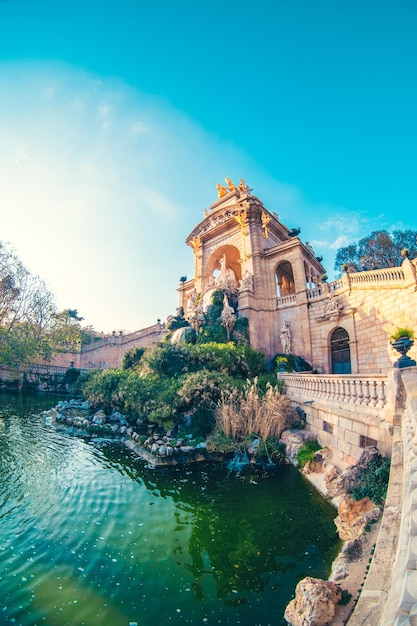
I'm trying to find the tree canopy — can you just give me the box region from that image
[0,241,83,367]
[334,229,417,273]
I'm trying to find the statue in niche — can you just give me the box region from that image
[240,269,254,291]
[216,182,228,198]
[221,294,236,341]
[225,177,237,192]
[280,320,292,354]
[215,254,237,289]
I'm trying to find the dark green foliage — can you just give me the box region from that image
[77,368,130,413]
[350,458,390,505]
[256,371,285,393]
[338,590,352,606]
[232,316,250,345]
[206,430,246,454]
[122,347,145,369]
[196,322,228,344]
[256,438,287,463]
[166,316,190,331]
[77,341,268,434]
[334,229,417,273]
[140,343,191,378]
[186,343,267,379]
[296,439,322,467]
[272,353,313,373]
[207,289,227,321]
[64,366,80,385]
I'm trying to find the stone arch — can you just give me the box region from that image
[205,244,242,284]
[330,326,351,374]
[276,260,295,297]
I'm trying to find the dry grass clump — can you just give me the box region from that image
[216,379,295,441]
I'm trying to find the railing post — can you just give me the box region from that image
[362,379,371,406]
[355,378,364,405]
[369,379,378,407]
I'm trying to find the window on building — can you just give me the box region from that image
[276,261,295,297]
[360,435,377,448]
[331,327,351,374]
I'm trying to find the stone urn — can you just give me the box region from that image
[391,337,416,369]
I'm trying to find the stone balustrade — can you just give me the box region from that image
[329,278,344,292]
[280,373,388,409]
[277,293,297,308]
[348,367,417,625]
[349,267,405,285]
[306,286,323,299]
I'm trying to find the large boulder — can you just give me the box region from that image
[284,576,342,626]
[92,410,107,425]
[280,430,317,466]
[334,495,381,541]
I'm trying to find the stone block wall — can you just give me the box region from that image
[296,399,391,465]
[307,260,417,375]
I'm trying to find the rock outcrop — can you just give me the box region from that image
[334,494,381,541]
[280,429,317,465]
[284,576,342,626]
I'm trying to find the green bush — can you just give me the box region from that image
[186,343,267,379]
[122,347,145,369]
[296,439,322,467]
[350,458,390,505]
[272,353,313,373]
[140,343,191,378]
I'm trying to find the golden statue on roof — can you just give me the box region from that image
[216,182,228,198]
[225,177,237,192]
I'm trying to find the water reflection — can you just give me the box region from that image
[0,393,340,626]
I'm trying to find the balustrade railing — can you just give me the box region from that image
[349,267,405,285]
[279,373,388,409]
[329,278,344,292]
[277,294,297,308]
[306,286,322,300]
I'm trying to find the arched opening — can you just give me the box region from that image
[276,261,295,297]
[331,327,351,374]
[304,262,317,290]
[205,245,242,283]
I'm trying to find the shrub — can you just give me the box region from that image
[296,439,322,467]
[77,369,130,413]
[338,590,352,606]
[390,327,415,342]
[122,347,145,370]
[140,343,191,378]
[272,353,313,373]
[350,457,390,504]
[176,370,239,436]
[184,343,267,379]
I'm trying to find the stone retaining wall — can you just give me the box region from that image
[348,366,417,624]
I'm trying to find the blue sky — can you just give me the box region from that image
[0,0,415,332]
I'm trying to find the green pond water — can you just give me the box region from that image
[0,392,341,626]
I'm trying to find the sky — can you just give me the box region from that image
[0,0,415,333]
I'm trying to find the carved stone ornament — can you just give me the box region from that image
[239,269,254,291]
[221,294,236,340]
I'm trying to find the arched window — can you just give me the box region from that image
[304,262,317,290]
[276,261,295,297]
[331,327,351,374]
